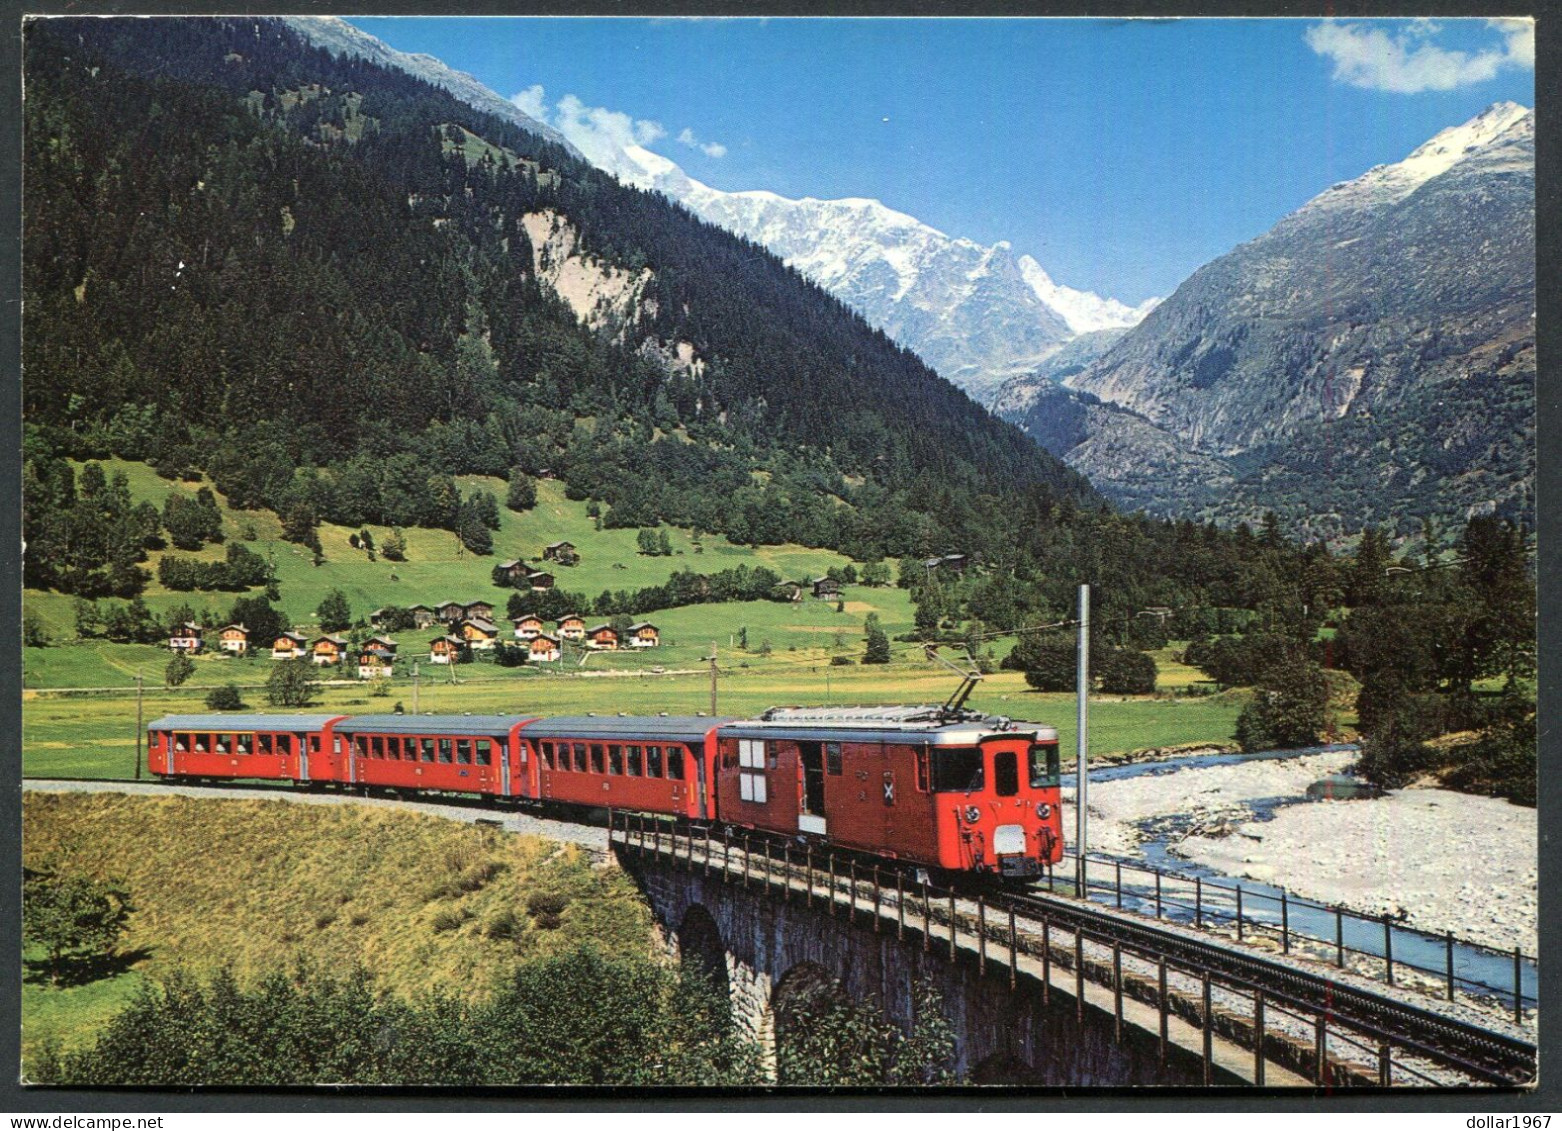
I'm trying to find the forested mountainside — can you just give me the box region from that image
[996,103,1535,539]
[25,15,1392,635]
[23,17,1097,567]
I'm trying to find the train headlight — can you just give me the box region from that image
[964,805,981,824]
[1036,802,1052,819]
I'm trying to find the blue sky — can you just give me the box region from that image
[351,17,1533,305]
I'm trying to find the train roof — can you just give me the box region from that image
[719,705,1057,746]
[521,715,737,743]
[333,714,535,735]
[148,714,343,732]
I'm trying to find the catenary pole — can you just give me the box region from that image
[1076,583,1089,898]
[134,673,144,780]
[709,642,719,715]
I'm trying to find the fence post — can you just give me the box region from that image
[848,859,858,920]
[1201,973,1213,1086]
[922,879,932,952]
[704,825,712,878]
[1115,861,1123,909]
[827,855,836,913]
[1158,958,1168,1066]
[1155,870,1162,919]
[1253,990,1265,1086]
[1112,943,1123,1043]
[977,896,987,974]
[897,872,905,940]
[1315,1015,1328,1085]
[1075,930,1085,1024]
[1195,876,1202,930]
[1383,914,1394,986]
[723,832,731,883]
[873,868,882,932]
[1446,931,1455,1002]
[1515,947,1524,1023]
[1336,907,1344,968]
[1281,889,1290,954]
[948,890,958,960]
[1236,885,1244,941]
[1008,903,1018,991]
[742,835,750,889]
[805,848,813,909]
[1378,1041,1391,1087]
[1042,919,1051,1005]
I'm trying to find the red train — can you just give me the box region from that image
[147,704,1063,878]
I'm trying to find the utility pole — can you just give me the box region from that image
[1075,583,1090,899]
[134,673,144,780]
[412,661,420,714]
[708,642,718,716]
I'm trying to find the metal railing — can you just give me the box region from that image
[1058,851,1535,1022]
[609,814,1533,1087]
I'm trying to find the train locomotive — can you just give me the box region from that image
[147,703,1063,878]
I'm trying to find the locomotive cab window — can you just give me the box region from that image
[931,748,985,792]
[1029,742,1061,787]
[993,749,1019,797]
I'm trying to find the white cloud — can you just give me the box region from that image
[677,126,728,159]
[510,83,547,121]
[1305,19,1533,93]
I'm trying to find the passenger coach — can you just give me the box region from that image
[524,715,734,819]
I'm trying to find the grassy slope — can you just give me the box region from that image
[21,792,655,1065]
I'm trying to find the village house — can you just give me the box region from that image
[812,576,842,600]
[357,639,396,680]
[429,634,465,665]
[543,541,579,566]
[512,614,545,640]
[217,623,250,655]
[556,615,586,641]
[585,623,620,650]
[459,617,500,650]
[923,553,972,577]
[526,570,555,592]
[168,622,205,654]
[368,607,393,629]
[407,604,437,629]
[311,634,349,666]
[464,600,496,622]
[436,600,466,625]
[271,630,307,659]
[528,633,561,663]
[774,580,805,603]
[495,559,531,586]
[626,621,660,649]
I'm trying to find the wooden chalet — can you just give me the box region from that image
[459,617,500,650]
[496,560,531,586]
[168,622,205,654]
[407,604,437,629]
[464,600,496,622]
[271,630,307,659]
[811,576,842,600]
[585,624,620,650]
[357,642,395,679]
[217,623,250,655]
[923,553,972,576]
[626,622,660,649]
[526,570,555,592]
[429,635,465,665]
[368,607,393,629]
[311,634,349,666]
[512,615,546,640]
[436,600,466,625]
[556,615,586,641]
[543,541,579,566]
[528,633,561,663]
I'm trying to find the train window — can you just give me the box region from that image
[1029,743,1061,787]
[646,745,663,778]
[993,750,1019,797]
[608,745,623,775]
[625,745,642,777]
[217,734,233,755]
[370,736,383,759]
[586,744,603,774]
[278,735,292,756]
[438,739,453,764]
[384,737,399,761]
[931,748,985,792]
[476,740,492,766]
[573,743,587,773]
[174,734,190,753]
[738,739,763,769]
[739,770,768,804]
[355,735,370,758]
[457,739,472,765]
[540,741,554,769]
[196,734,212,754]
[667,746,684,781]
[826,742,842,775]
[309,735,320,754]
[237,734,253,755]
[421,738,436,763]
[258,734,273,755]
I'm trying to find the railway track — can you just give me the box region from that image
[999,885,1536,1086]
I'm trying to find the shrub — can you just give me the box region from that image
[164,653,195,689]
[204,683,244,711]
[1097,649,1157,695]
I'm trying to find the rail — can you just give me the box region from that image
[1053,851,1536,1022]
[610,814,1536,1088]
